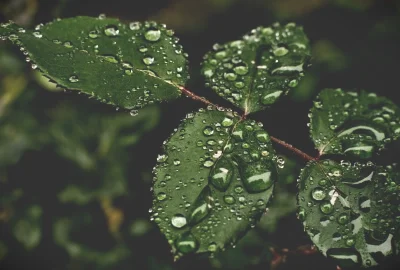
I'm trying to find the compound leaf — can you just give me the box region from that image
[201,22,310,114]
[0,17,189,111]
[309,88,400,159]
[297,159,400,268]
[152,108,277,258]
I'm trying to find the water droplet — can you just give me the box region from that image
[273,47,289,56]
[143,56,154,65]
[233,64,249,75]
[326,248,361,267]
[208,242,217,252]
[221,117,234,127]
[224,72,237,81]
[209,157,234,191]
[88,31,98,39]
[129,22,141,30]
[69,75,79,83]
[189,187,211,224]
[130,110,138,116]
[337,213,349,225]
[311,187,326,201]
[320,201,334,214]
[157,154,168,163]
[261,90,283,105]
[223,195,236,205]
[175,232,198,254]
[144,28,161,42]
[203,126,214,136]
[104,25,119,36]
[240,161,276,193]
[157,192,167,201]
[171,214,187,228]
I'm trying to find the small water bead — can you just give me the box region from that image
[297,206,306,221]
[273,47,289,56]
[144,28,161,42]
[223,195,236,205]
[234,186,244,194]
[337,213,349,225]
[130,110,138,116]
[203,159,214,168]
[345,238,355,247]
[255,131,269,143]
[157,192,167,201]
[88,31,98,38]
[311,187,326,201]
[33,31,42,38]
[221,117,234,127]
[224,72,237,81]
[104,25,119,36]
[233,64,249,75]
[320,201,334,214]
[143,56,155,65]
[175,232,198,254]
[69,75,79,83]
[208,242,217,252]
[129,22,141,30]
[203,126,214,136]
[157,154,168,163]
[171,214,187,228]
[173,159,181,166]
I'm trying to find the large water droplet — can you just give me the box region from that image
[144,28,161,42]
[320,201,334,214]
[233,64,249,75]
[311,187,326,201]
[104,25,119,36]
[175,232,198,254]
[223,195,236,205]
[203,126,214,136]
[209,157,234,191]
[189,187,211,225]
[240,161,276,193]
[171,214,187,228]
[143,56,155,65]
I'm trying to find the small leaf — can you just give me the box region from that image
[310,88,400,158]
[152,108,277,258]
[201,22,310,114]
[297,159,400,268]
[0,17,189,111]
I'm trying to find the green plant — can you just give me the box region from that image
[1,14,399,269]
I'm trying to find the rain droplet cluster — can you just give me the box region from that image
[151,107,278,257]
[309,88,400,158]
[297,159,400,268]
[201,22,311,113]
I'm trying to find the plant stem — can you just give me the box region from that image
[270,136,317,162]
[179,86,317,162]
[179,86,219,108]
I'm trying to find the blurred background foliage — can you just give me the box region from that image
[0,0,399,269]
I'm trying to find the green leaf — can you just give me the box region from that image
[201,22,310,114]
[152,108,277,258]
[297,159,400,268]
[310,88,400,159]
[0,17,189,110]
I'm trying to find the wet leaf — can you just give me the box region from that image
[152,107,277,258]
[0,17,189,111]
[201,22,310,114]
[309,89,400,158]
[297,159,400,268]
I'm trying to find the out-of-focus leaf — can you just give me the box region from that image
[11,204,42,250]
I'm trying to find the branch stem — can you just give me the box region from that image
[270,136,317,162]
[179,86,219,108]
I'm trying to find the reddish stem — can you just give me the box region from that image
[179,86,317,162]
[271,136,318,162]
[179,86,218,108]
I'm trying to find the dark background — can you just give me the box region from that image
[0,0,400,270]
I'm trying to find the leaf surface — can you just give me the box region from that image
[201,22,311,114]
[310,88,400,158]
[152,108,277,257]
[297,159,400,268]
[0,17,189,110]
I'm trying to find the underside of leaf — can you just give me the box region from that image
[201,22,311,114]
[0,17,189,111]
[297,159,400,268]
[152,108,278,258]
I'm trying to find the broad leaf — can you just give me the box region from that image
[0,17,189,110]
[201,22,310,114]
[309,88,400,158]
[152,108,277,258]
[297,159,400,268]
